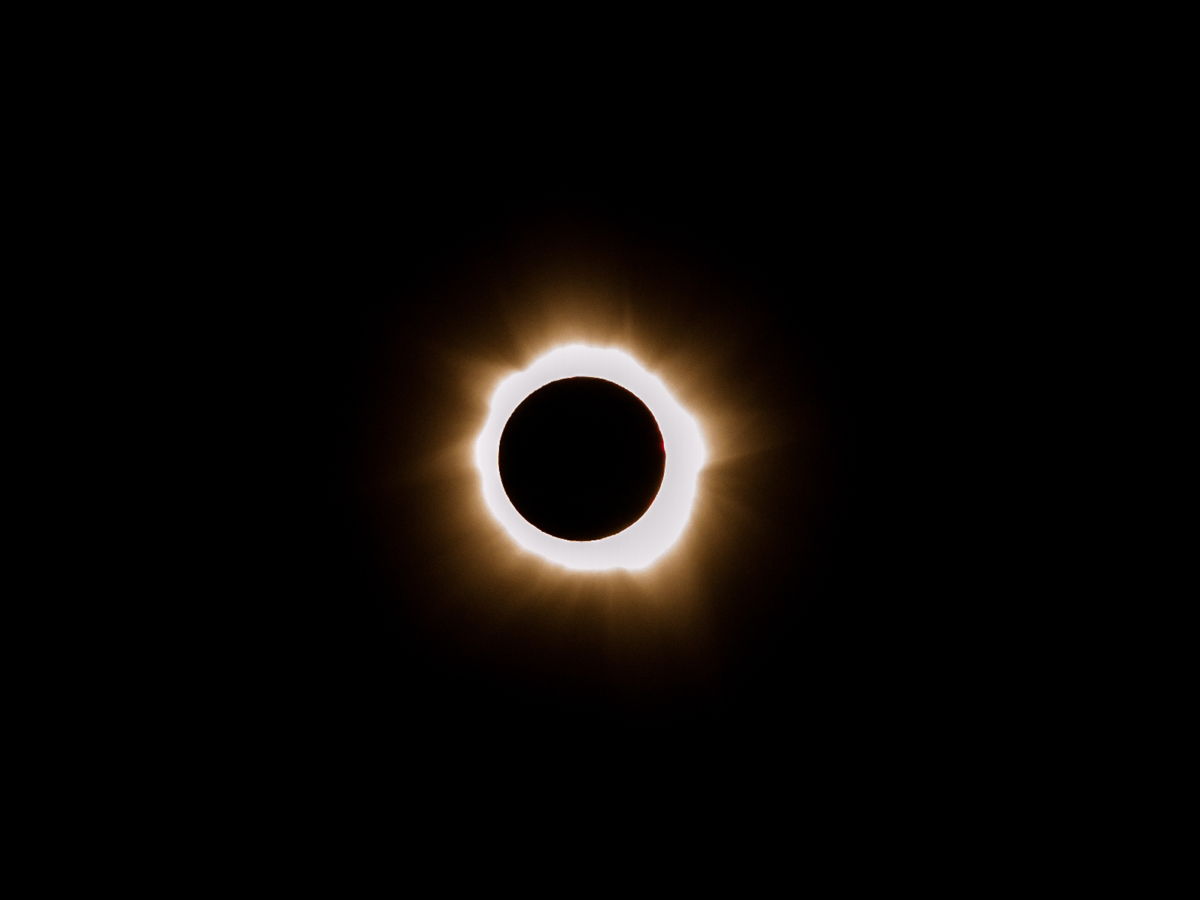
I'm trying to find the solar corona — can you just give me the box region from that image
[474,344,707,571]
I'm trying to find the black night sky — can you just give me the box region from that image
[192,119,1004,788]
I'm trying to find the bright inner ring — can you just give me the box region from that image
[475,344,706,571]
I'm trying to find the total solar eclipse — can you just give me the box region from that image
[499,377,665,541]
[475,345,706,571]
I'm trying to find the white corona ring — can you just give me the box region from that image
[475,344,706,571]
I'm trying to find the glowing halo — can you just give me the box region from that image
[475,344,707,571]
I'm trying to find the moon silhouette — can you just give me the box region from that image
[499,377,665,541]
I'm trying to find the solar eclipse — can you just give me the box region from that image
[475,344,706,571]
[178,95,997,784]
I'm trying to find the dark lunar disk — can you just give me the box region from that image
[499,377,666,541]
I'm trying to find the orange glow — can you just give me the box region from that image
[367,281,820,686]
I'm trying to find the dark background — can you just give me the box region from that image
[52,21,1137,863]
[31,15,1123,863]
[189,121,1006,786]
